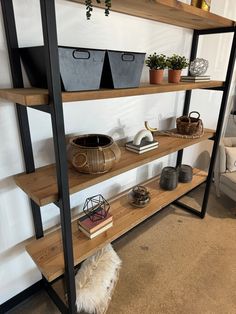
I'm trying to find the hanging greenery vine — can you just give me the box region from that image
[85,0,112,19]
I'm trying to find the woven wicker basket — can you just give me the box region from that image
[67,134,121,174]
[176,111,203,135]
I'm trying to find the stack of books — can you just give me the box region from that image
[78,211,113,239]
[125,139,159,154]
[181,75,211,82]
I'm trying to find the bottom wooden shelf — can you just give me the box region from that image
[26,168,207,282]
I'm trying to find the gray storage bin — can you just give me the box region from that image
[101,50,146,89]
[20,46,105,91]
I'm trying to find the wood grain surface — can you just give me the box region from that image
[71,0,234,30]
[14,129,214,206]
[0,81,224,106]
[26,168,207,282]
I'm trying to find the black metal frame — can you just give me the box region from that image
[176,30,199,167]
[39,0,77,312]
[1,0,77,312]
[43,276,69,314]
[1,0,43,239]
[176,26,236,218]
[30,104,51,113]
[1,0,236,312]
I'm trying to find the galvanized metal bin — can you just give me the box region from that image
[101,50,146,89]
[20,46,105,91]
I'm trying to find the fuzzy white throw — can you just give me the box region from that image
[75,244,122,314]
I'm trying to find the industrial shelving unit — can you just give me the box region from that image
[0,0,235,313]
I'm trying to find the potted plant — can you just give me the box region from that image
[145,53,166,84]
[166,54,189,83]
[85,0,112,19]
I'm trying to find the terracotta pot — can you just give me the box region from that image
[149,69,164,84]
[168,69,182,83]
[68,134,121,174]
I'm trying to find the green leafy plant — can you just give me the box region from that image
[85,0,112,19]
[145,53,167,70]
[166,54,189,70]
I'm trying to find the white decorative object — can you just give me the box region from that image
[225,146,236,172]
[75,244,122,314]
[133,129,153,145]
[189,58,209,76]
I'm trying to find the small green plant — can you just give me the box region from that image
[85,0,112,19]
[166,54,189,70]
[145,53,167,70]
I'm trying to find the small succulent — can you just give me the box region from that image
[85,0,112,19]
[166,54,189,70]
[145,53,167,70]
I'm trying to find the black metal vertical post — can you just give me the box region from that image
[201,29,236,218]
[176,30,200,167]
[39,0,76,312]
[1,0,43,238]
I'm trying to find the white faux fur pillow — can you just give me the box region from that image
[75,244,122,314]
[225,146,236,172]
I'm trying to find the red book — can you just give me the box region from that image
[78,212,113,233]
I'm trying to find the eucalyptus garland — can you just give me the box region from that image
[85,0,112,19]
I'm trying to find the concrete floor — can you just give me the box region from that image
[7,185,236,314]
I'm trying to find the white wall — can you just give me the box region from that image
[0,0,235,304]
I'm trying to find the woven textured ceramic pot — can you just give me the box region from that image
[178,164,193,183]
[68,134,121,174]
[160,166,178,190]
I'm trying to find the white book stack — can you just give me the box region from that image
[125,139,159,154]
[181,75,211,82]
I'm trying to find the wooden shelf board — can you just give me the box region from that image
[0,88,48,106]
[70,0,235,30]
[0,81,224,106]
[26,167,207,282]
[15,129,214,206]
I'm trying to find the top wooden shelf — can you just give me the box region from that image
[0,81,224,106]
[70,0,235,30]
